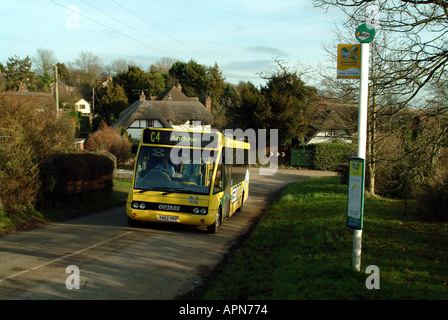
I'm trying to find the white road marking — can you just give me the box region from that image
[0,231,133,284]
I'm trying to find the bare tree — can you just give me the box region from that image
[318,21,411,194]
[69,51,105,86]
[68,51,105,99]
[313,0,448,106]
[314,0,448,197]
[105,58,131,76]
[33,48,58,77]
[151,57,177,74]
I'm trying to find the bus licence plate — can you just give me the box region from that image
[158,215,179,222]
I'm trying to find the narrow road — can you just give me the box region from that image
[0,168,336,300]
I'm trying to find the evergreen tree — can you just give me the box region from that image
[96,82,129,125]
[206,63,226,128]
[114,65,164,102]
[4,55,35,91]
[169,59,207,99]
[261,67,319,145]
[56,62,70,82]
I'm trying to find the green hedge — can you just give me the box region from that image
[292,143,356,182]
[40,153,115,204]
[301,143,355,171]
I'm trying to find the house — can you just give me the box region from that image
[102,76,113,88]
[50,80,78,96]
[305,100,358,145]
[74,138,86,150]
[75,98,92,114]
[2,91,55,108]
[113,84,214,140]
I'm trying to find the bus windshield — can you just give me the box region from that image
[133,146,216,195]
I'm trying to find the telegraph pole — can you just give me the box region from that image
[92,87,95,121]
[54,65,59,113]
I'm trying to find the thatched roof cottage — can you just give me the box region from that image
[113,84,213,139]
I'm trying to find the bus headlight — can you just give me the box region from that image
[132,202,146,210]
[192,207,207,215]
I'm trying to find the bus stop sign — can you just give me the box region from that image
[347,157,365,230]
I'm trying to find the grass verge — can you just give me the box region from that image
[203,176,448,299]
[0,178,132,236]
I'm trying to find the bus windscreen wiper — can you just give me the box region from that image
[137,188,156,193]
[158,187,180,195]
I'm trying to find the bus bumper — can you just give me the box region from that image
[126,205,218,227]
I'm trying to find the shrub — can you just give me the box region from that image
[415,170,448,221]
[298,143,355,178]
[39,153,115,205]
[311,143,355,171]
[0,93,75,215]
[85,121,130,164]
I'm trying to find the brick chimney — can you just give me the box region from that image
[139,91,146,101]
[205,96,211,112]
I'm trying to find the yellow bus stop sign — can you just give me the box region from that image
[347,157,365,230]
[337,44,361,79]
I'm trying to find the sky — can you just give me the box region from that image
[0,0,348,87]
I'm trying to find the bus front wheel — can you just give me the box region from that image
[207,208,222,234]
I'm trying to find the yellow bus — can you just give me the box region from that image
[126,128,250,233]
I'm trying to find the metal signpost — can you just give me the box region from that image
[346,23,375,271]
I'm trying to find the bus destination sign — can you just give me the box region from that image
[142,128,219,149]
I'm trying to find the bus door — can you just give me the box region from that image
[222,163,231,220]
[214,148,231,221]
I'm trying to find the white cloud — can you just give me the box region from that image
[246,46,288,57]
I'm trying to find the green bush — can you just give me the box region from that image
[0,93,75,215]
[299,143,355,176]
[416,171,448,221]
[312,143,355,171]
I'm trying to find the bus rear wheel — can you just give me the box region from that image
[207,207,221,234]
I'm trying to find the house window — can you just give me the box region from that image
[129,119,157,128]
[189,120,201,127]
[324,130,337,137]
[79,104,85,110]
[130,120,143,128]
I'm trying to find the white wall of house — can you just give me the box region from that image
[127,119,211,140]
[172,120,211,132]
[75,99,92,114]
[127,119,164,140]
[306,130,352,145]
